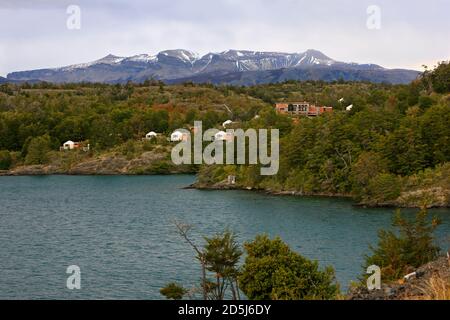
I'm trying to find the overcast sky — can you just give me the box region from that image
[0,0,449,76]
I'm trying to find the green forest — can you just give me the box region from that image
[0,62,449,207]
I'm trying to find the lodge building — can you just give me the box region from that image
[275,102,332,117]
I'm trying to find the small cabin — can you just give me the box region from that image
[346,104,353,111]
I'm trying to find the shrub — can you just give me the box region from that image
[418,96,434,110]
[203,230,242,300]
[162,226,242,300]
[239,235,338,300]
[142,140,155,151]
[430,61,450,93]
[160,283,187,300]
[284,169,316,194]
[121,140,135,155]
[149,161,171,174]
[24,135,52,165]
[365,173,401,203]
[351,151,388,199]
[0,150,12,170]
[364,209,441,282]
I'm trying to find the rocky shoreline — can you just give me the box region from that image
[191,180,450,209]
[0,151,195,176]
[347,256,450,300]
[2,163,449,208]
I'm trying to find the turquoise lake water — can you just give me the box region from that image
[0,175,449,299]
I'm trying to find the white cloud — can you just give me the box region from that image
[0,0,449,76]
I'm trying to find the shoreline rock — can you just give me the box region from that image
[347,256,450,300]
[0,152,195,176]
[190,182,449,208]
[2,168,449,208]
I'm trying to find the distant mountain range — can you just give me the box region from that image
[6,49,420,85]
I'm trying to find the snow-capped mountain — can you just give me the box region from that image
[6,49,418,85]
[191,49,339,74]
[58,54,126,71]
[159,49,199,65]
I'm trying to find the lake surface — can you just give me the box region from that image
[0,175,449,299]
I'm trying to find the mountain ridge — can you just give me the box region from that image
[6,49,420,85]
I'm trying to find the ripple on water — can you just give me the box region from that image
[0,175,449,299]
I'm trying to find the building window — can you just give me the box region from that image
[298,105,308,112]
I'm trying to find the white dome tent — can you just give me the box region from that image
[222,120,233,128]
[63,140,75,150]
[171,130,188,142]
[145,131,158,140]
[214,131,234,141]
